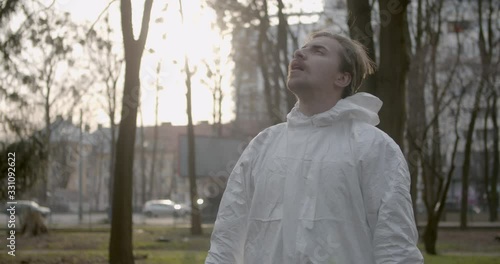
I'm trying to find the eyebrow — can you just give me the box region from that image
[301,44,329,52]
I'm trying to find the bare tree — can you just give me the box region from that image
[376,0,410,148]
[179,0,203,236]
[209,0,297,124]
[202,42,224,136]
[478,0,499,223]
[109,0,153,263]
[459,0,496,229]
[86,11,123,220]
[346,0,377,95]
[139,104,147,206]
[277,0,296,112]
[482,92,499,221]
[148,60,162,199]
[403,0,474,254]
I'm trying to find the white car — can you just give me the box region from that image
[175,198,205,217]
[142,199,180,217]
[3,200,51,218]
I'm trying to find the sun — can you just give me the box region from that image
[138,0,234,126]
[57,0,234,127]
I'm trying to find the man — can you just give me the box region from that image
[205,31,424,264]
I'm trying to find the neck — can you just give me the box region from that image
[298,93,342,116]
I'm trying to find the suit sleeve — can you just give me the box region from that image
[357,130,424,263]
[205,146,253,264]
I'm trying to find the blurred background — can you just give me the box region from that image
[0,0,499,263]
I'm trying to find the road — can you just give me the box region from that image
[0,212,190,228]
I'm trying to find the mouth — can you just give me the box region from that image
[290,60,304,71]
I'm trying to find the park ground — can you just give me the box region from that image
[0,225,499,263]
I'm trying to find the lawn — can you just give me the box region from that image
[0,226,499,263]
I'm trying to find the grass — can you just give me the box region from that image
[0,226,499,263]
[3,251,500,264]
[423,254,500,264]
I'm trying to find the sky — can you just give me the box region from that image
[54,0,323,128]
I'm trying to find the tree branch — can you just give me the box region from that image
[120,0,134,45]
[137,0,154,49]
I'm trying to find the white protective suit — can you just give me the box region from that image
[205,92,424,264]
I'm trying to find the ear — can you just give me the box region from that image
[334,72,352,88]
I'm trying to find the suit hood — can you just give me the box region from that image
[287,92,383,127]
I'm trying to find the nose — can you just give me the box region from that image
[293,48,305,59]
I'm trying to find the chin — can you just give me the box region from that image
[287,79,309,94]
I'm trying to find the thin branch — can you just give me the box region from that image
[137,0,154,48]
[86,0,119,37]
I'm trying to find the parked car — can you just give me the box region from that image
[174,203,191,217]
[4,200,51,218]
[175,198,206,217]
[142,199,180,217]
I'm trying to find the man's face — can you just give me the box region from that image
[287,36,344,96]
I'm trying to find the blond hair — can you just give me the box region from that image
[309,31,376,98]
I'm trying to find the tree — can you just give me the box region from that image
[0,134,48,238]
[139,104,147,206]
[420,87,464,254]
[483,90,499,222]
[460,0,499,229]
[403,0,427,222]
[1,1,86,203]
[208,0,298,125]
[109,0,153,263]
[149,60,163,200]
[0,136,45,200]
[0,0,21,22]
[178,0,203,236]
[403,0,468,254]
[201,27,225,136]
[86,11,123,220]
[376,0,410,149]
[347,0,410,149]
[347,0,377,94]
[346,0,377,95]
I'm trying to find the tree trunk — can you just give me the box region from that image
[376,0,409,149]
[212,91,217,134]
[42,80,52,204]
[422,88,464,255]
[149,62,161,200]
[346,0,377,95]
[489,93,499,221]
[256,1,280,124]
[109,1,153,263]
[483,96,492,219]
[179,0,202,236]
[95,144,103,210]
[110,51,139,264]
[406,64,426,224]
[106,31,120,222]
[217,83,223,136]
[461,0,490,229]
[277,0,295,112]
[459,80,484,230]
[423,214,438,255]
[186,70,203,234]
[108,109,116,221]
[139,106,147,204]
[404,0,427,224]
